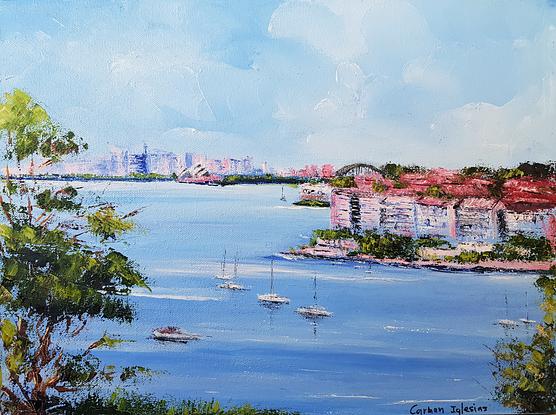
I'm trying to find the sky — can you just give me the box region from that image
[1,0,556,169]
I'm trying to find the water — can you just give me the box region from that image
[69,181,541,415]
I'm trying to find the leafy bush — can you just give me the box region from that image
[329,176,356,188]
[492,234,555,262]
[371,180,388,193]
[415,237,451,249]
[292,200,330,208]
[63,392,300,415]
[424,185,450,199]
[380,163,426,180]
[453,250,491,264]
[358,231,416,261]
[309,228,354,245]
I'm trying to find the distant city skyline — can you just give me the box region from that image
[1,1,556,167]
[44,144,337,178]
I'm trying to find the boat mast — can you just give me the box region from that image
[504,292,509,320]
[222,249,227,278]
[234,250,239,278]
[313,274,318,305]
[270,260,274,294]
[525,291,529,321]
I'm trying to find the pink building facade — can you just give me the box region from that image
[330,188,556,244]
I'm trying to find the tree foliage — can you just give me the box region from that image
[492,268,556,413]
[0,89,149,414]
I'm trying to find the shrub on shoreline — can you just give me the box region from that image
[307,229,555,264]
[292,199,330,208]
[67,392,300,415]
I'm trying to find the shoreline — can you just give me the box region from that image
[285,248,554,273]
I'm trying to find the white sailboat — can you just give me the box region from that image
[218,251,247,291]
[215,249,233,280]
[519,291,536,325]
[258,260,290,304]
[296,275,332,318]
[497,293,519,328]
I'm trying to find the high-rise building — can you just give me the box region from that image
[184,152,193,169]
[128,145,149,175]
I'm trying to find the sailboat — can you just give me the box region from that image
[215,250,233,280]
[519,291,536,325]
[218,251,247,291]
[280,186,287,202]
[258,260,290,305]
[296,275,332,318]
[497,292,518,328]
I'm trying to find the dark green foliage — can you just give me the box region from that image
[415,237,451,249]
[292,200,330,208]
[452,250,491,264]
[64,392,300,415]
[492,234,554,262]
[129,172,168,180]
[460,165,494,178]
[357,231,416,261]
[328,176,356,188]
[220,175,305,186]
[309,228,354,246]
[516,162,556,178]
[379,163,426,181]
[492,270,556,413]
[36,186,81,211]
[309,230,451,261]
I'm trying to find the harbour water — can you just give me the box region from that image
[72,181,540,415]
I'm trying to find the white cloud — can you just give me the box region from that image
[430,75,556,166]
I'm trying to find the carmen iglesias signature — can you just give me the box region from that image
[409,402,488,415]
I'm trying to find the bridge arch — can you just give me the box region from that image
[335,163,382,177]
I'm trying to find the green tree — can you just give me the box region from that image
[329,176,356,188]
[492,268,556,413]
[0,89,149,414]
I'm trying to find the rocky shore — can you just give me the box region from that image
[287,245,554,273]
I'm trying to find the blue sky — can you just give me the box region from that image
[1,0,555,168]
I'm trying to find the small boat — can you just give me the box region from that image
[218,251,248,291]
[215,250,233,280]
[519,291,536,325]
[496,319,519,328]
[280,186,287,202]
[496,293,518,328]
[296,275,332,319]
[258,260,290,305]
[218,281,247,291]
[258,293,290,304]
[296,305,332,318]
[364,263,372,273]
[152,326,202,343]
